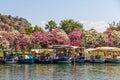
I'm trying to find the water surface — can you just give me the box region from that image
[0,63,120,80]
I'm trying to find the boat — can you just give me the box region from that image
[71,47,85,63]
[32,49,54,64]
[85,48,105,63]
[96,47,120,63]
[34,58,53,64]
[0,57,5,64]
[3,51,17,64]
[105,48,120,63]
[53,45,75,64]
[17,54,34,63]
[54,57,72,64]
[75,57,85,63]
[105,58,120,63]
[5,58,17,64]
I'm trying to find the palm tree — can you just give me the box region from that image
[45,20,57,31]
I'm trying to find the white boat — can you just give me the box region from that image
[89,58,105,63]
[105,58,120,63]
[5,58,17,64]
[85,48,105,63]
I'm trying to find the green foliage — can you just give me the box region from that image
[81,29,106,48]
[0,13,31,32]
[108,21,120,31]
[25,26,33,35]
[60,19,83,34]
[25,25,43,35]
[45,20,57,31]
[33,25,43,32]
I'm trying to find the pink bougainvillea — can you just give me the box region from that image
[48,29,70,45]
[104,29,114,47]
[14,32,31,50]
[32,29,70,48]
[68,28,83,46]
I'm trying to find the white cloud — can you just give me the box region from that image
[41,21,47,27]
[40,21,47,30]
[80,21,109,32]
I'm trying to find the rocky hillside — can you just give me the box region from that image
[0,13,31,33]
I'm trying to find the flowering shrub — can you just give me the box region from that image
[68,28,83,46]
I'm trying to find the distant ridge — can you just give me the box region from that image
[0,13,31,33]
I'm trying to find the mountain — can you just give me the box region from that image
[0,13,31,33]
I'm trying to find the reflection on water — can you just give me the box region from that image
[0,63,120,80]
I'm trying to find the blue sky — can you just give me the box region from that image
[0,0,120,32]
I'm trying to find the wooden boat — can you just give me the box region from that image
[105,58,120,63]
[75,57,85,63]
[85,48,105,63]
[3,50,17,64]
[17,54,34,63]
[0,57,5,64]
[96,47,120,63]
[5,58,17,64]
[105,48,120,63]
[53,45,76,64]
[54,57,72,64]
[32,49,54,64]
[34,57,53,64]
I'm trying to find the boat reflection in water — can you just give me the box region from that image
[1,63,120,80]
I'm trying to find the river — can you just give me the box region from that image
[0,63,120,80]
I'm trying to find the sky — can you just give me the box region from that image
[0,0,120,32]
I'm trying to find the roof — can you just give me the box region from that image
[31,49,53,53]
[96,47,117,50]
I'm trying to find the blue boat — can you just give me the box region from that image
[5,56,17,64]
[34,57,53,64]
[3,50,17,64]
[0,57,5,64]
[75,57,85,63]
[54,57,72,64]
[71,56,85,63]
[17,54,34,63]
[53,45,74,64]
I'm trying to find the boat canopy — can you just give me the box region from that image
[96,47,117,50]
[31,49,53,54]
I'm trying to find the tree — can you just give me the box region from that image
[0,31,15,49]
[14,33,31,51]
[103,29,114,47]
[45,20,57,31]
[48,29,70,45]
[81,29,106,48]
[32,32,49,48]
[68,28,83,46]
[108,21,120,31]
[60,19,83,34]
[33,25,43,32]
[112,30,120,47]
[25,26,33,35]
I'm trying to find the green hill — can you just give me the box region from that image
[0,13,31,32]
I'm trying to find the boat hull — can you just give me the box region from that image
[54,57,72,64]
[34,58,53,64]
[5,60,17,64]
[89,59,105,63]
[17,59,34,64]
[105,58,120,63]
